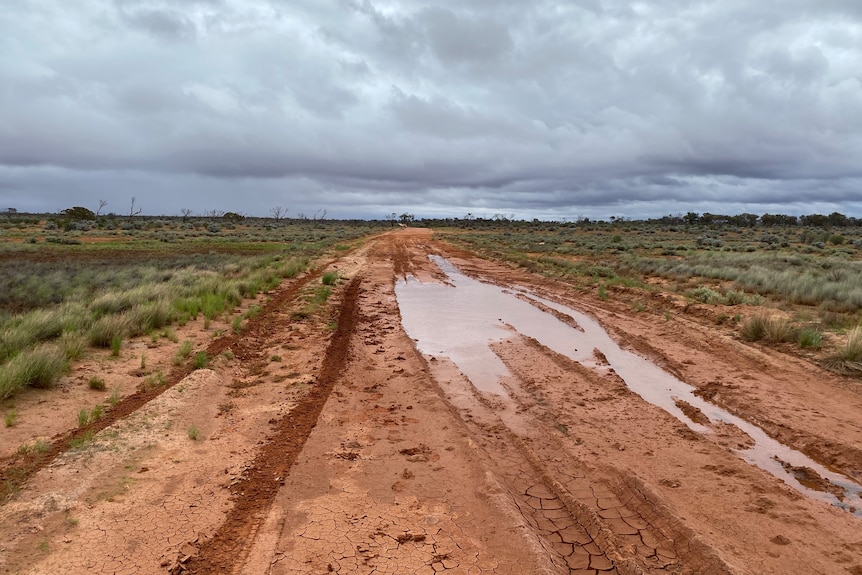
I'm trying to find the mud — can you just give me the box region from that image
[2,229,862,575]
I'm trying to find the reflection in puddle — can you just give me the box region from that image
[396,256,862,517]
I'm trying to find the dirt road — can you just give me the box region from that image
[2,229,862,574]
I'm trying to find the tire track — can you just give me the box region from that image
[184,274,362,575]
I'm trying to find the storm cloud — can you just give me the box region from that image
[1,0,860,219]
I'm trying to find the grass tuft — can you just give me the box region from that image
[797,327,822,349]
[825,327,862,374]
[77,408,89,428]
[321,271,338,285]
[173,340,194,365]
[88,376,106,391]
[193,351,208,370]
[0,343,69,399]
[88,314,130,348]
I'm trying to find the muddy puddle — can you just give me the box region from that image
[396,256,862,517]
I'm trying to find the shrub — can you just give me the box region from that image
[193,351,208,370]
[689,286,723,304]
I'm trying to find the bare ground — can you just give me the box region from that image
[2,229,862,575]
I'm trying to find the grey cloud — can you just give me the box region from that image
[419,7,513,66]
[1,0,861,219]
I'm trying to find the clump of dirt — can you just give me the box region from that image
[674,399,711,425]
[775,457,846,499]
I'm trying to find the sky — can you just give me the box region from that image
[1,0,861,221]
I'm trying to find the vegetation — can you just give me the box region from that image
[0,217,378,399]
[321,271,339,285]
[88,376,106,391]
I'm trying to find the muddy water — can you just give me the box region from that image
[396,256,862,517]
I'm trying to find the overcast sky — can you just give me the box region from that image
[1,1,861,220]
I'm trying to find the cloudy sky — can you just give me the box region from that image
[1,1,861,220]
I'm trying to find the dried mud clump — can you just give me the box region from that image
[674,398,711,425]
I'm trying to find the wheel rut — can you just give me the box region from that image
[184,275,363,574]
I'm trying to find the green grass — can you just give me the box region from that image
[4,408,17,427]
[110,335,122,357]
[321,271,338,285]
[797,328,823,349]
[187,425,200,441]
[231,316,244,334]
[88,376,106,391]
[312,286,331,304]
[77,408,89,427]
[193,351,208,370]
[173,340,194,365]
[70,429,94,450]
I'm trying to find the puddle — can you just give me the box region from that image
[396,256,862,517]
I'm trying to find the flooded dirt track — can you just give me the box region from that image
[3,229,862,575]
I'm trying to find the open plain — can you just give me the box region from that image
[2,226,862,575]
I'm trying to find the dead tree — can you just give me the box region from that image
[270,206,287,222]
[128,197,142,222]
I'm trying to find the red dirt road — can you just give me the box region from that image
[2,229,862,575]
